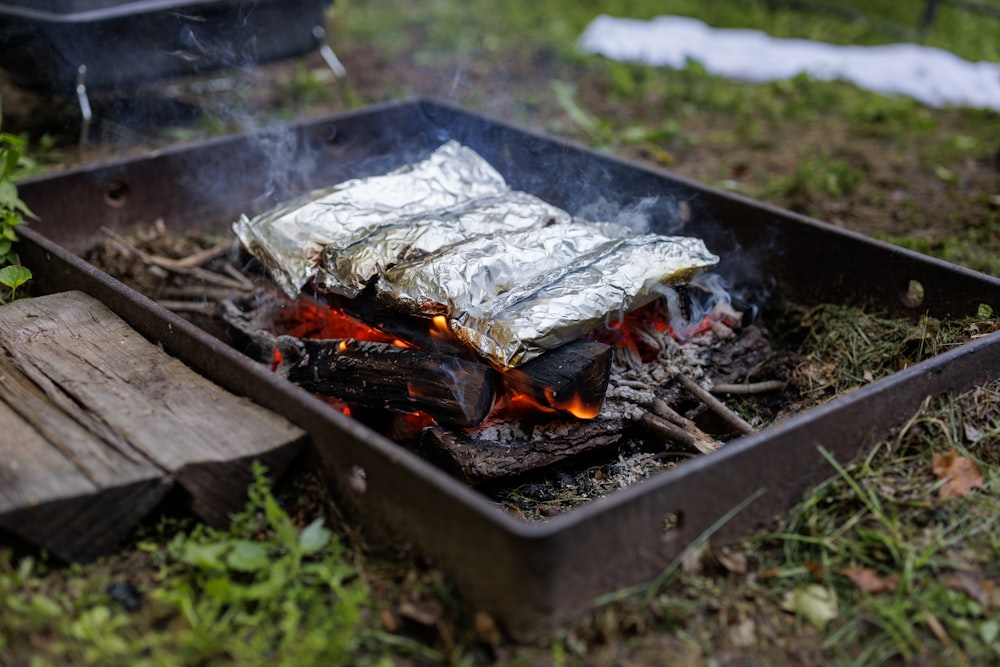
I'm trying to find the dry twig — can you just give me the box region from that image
[710,380,787,395]
[646,397,719,452]
[675,372,756,436]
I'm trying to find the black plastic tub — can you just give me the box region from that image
[0,0,330,92]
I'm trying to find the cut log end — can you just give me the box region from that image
[502,340,612,416]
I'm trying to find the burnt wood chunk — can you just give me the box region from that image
[502,340,612,413]
[0,291,307,561]
[275,336,497,429]
[422,416,623,485]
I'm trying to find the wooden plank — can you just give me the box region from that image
[0,291,307,559]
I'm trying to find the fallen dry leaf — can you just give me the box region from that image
[716,549,748,575]
[842,566,900,594]
[932,449,985,499]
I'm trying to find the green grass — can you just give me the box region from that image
[334,0,1000,63]
[1,467,402,666]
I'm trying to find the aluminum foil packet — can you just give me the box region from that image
[233,141,515,296]
[234,140,720,368]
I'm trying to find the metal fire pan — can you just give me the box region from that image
[0,0,330,92]
[16,99,1000,640]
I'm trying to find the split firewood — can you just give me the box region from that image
[674,372,756,436]
[276,336,497,429]
[0,291,305,561]
[501,340,612,415]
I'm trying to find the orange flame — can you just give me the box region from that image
[544,388,602,420]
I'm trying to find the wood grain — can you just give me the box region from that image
[0,291,307,560]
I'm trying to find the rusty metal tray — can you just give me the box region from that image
[15,99,1000,639]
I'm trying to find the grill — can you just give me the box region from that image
[14,99,1000,640]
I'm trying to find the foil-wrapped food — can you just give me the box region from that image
[234,140,719,368]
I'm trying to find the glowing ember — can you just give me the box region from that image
[269,291,737,429]
[272,297,397,343]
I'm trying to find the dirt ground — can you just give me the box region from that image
[2,25,998,271]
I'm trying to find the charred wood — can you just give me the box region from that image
[275,336,497,429]
[501,340,612,414]
[422,416,623,485]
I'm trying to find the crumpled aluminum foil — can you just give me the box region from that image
[314,190,572,297]
[378,220,632,317]
[233,141,511,296]
[450,234,716,366]
[234,140,720,368]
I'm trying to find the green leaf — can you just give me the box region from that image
[980,619,999,645]
[0,179,16,207]
[0,264,30,290]
[1,147,19,180]
[0,239,10,257]
[226,540,271,573]
[179,541,229,571]
[263,492,298,548]
[298,518,331,555]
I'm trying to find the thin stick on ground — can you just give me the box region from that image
[710,380,787,395]
[634,411,717,455]
[99,226,252,292]
[675,372,756,436]
[645,397,720,452]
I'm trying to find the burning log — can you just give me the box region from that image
[501,340,612,418]
[219,299,495,427]
[274,336,497,429]
[220,297,615,425]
